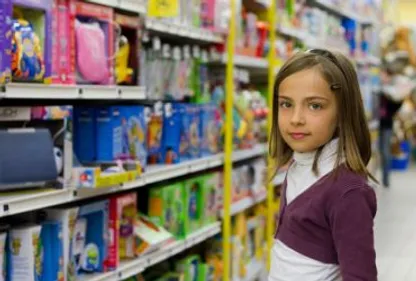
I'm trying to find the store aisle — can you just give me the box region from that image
[375,167,416,281]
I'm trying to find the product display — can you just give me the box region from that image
[0,0,386,281]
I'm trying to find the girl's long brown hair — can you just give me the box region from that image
[269,50,375,180]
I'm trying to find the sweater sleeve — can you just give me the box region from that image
[330,186,377,281]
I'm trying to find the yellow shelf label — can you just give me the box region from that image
[148,0,179,18]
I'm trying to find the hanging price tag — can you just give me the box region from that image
[148,0,179,18]
[152,37,161,50]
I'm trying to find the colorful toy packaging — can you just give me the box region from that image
[161,102,182,164]
[46,207,80,281]
[183,176,204,234]
[180,104,201,161]
[9,225,43,281]
[74,1,114,85]
[41,221,65,281]
[200,103,221,157]
[52,0,76,84]
[175,255,200,281]
[201,173,219,226]
[146,102,164,164]
[114,12,142,85]
[148,183,185,239]
[106,193,137,270]
[96,105,147,166]
[9,0,53,83]
[74,200,109,274]
[0,232,7,281]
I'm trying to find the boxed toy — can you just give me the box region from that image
[41,221,64,281]
[114,12,142,85]
[147,102,164,164]
[134,214,173,256]
[106,193,137,270]
[46,207,79,281]
[200,103,220,157]
[148,183,185,239]
[161,102,182,164]
[52,0,76,84]
[74,200,109,274]
[198,263,214,281]
[0,232,7,281]
[183,176,204,234]
[175,255,200,281]
[180,104,201,161]
[96,105,147,168]
[9,225,43,281]
[73,107,97,162]
[201,173,219,226]
[74,1,114,85]
[9,0,53,83]
[0,1,13,83]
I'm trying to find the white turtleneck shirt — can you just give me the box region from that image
[269,138,343,281]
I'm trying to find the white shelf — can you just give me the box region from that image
[312,0,377,25]
[235,260,265,281]
[146,18,223,43]
[220,191,267,218]
[85,0,147,14]
[221,55,269,69]
[0,146,267,218]
[1,84,146,100]
[81,222,221,281]
[277,26,307,41]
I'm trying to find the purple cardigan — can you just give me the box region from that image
[275,165,377,281]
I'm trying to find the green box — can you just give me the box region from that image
[148,183,185,239]
[201,174,219,226]
[198,263,214,281]
[183,177,205,235]
[176,255,200,281]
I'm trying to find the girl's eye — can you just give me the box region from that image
[309,103,322,110]
[279,101,291,108]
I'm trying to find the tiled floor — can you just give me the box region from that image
[375,168,416,281]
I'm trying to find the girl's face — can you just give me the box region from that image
[278,68,337,153]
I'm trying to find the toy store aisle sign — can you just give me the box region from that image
[147,0,178,17]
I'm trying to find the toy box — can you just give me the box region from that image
[148,183,185,239]
[73,107,97,162]
[198,263,214,281]
[175,255,200,281]
[200,103,220,157]
[9,225,43,281]
[9,0,53,83]
[183,176,204,234]
[96,105,147,168]
[52,0,76,84]
[201,173,219,226]
[74,200,109,274]
[41,221,64,281]
[180,104,201,161]
[114,12,142,85]
[106,193,137,270]
[0,232,7,281]
[134,214,173,256]
[161,102,182,164]
[0,1,12,84]
[147,102,164,164]
[74,1,114,85]
[46,207,79,281]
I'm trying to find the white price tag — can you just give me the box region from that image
[173,47,181,60]
[0,107,31,121]
[163,44,171,58]
[201,50,208,63]
[193,45,201,58]
[183,45,191,60]
[152,36,161,50]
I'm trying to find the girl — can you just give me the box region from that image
[269,49,377,281]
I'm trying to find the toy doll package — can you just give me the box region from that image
[147,102,164,164]
[180,104,201,161]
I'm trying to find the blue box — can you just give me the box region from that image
[180,104,201,161]
[75,200,109,274]
[73,107,97,162]
[96,106,147,167]
[161,103,182,164]
[200,103,220,157]
[41,221,64,281]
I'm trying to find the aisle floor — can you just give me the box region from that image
[375,167,416,281]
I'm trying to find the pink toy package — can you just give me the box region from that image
[52,0,76,84]
[74,1,114,85]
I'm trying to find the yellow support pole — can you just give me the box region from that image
[223,0,236,280]
[266,0,277,271]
